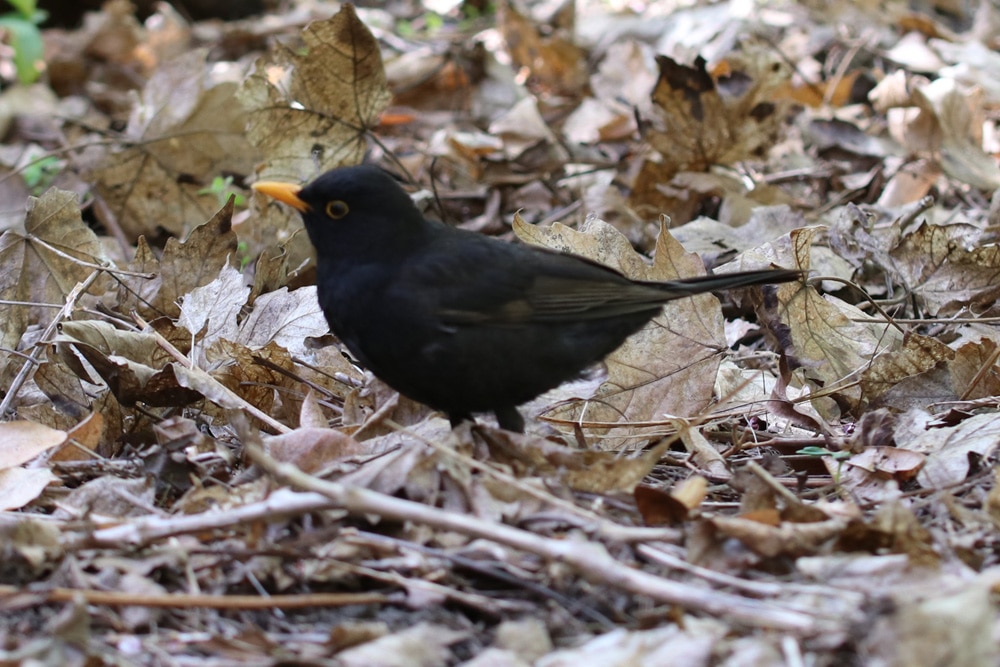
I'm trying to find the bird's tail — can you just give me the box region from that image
[646,268,802,297]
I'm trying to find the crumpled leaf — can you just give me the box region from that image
[872,72,1000,189]
[497,0,587,97]
[861,333,955,406]
[906,412,1000,489]
[57,320,204,408]
[888,222,1000,317]
[178,264,250,367]
[235,286,329,354]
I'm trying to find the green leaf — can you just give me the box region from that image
[22,156,63,194]
[4,0,35,19]
[0,15,43,83]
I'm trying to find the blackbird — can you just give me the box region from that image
[253,165,799,433]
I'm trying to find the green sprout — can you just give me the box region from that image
[198,176,247,208]
[236,241,251,271]
[797,446,851,482]
[0,0,47,84]
[22,155,62,194]
[396,11,448,38]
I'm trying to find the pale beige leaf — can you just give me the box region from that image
[0,467,55,511]
[0,420,67,468]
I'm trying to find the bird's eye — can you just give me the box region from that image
[325,200,349,219]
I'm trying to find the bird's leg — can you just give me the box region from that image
[493,406,525,433]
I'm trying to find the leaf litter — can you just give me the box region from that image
[1,1,1000,665]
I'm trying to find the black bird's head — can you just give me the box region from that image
[253,165,428,260]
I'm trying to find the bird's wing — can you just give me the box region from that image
[400,239,673,326]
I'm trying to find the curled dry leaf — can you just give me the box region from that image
[57,321,205,408]
[630,50,789,223]
[906,412,1000,489]
[177,264,250,364]
[841,447,926,481]
[709,515,848,558]
[497,0,587,97]
[50,412,104,462]
[950,337,1000,400]
[52,476,156,520]
[860,332,955,406]
[871,71,1000,189]
[887,222,1000,317]
[264,427,366,474]
[634,475,708,526]
[481,428,662,493]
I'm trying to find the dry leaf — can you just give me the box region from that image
[0,189,113,389]
[773,227,902,412]
[647,51,788,174]
[0,420,67,468]
[497,0,587,97]
[0,468,56,512]
[264,427,366,473]
[90,50,257,238]
[238,5,390,183]
[118,198,239,320]
[905,412,1000,488]
[514,215,732,444]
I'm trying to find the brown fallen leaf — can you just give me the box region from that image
[0,420,66,469]
[710,514,848,558]
[950,337,1000,400]
[237,4,390,269]
[770,227,903,415]
[497,0,587,97]
[514,215,747,445]
[861,332,955,406]
[118,196,239,320]
[264,427,366,474]
[0,189,114,391]
[646,50,789,175]
[887,222,1000,317]
[634,475,708,526]
[89,49,257,238]
[238,5,390,184]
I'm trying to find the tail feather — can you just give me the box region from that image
[645,268,802,297]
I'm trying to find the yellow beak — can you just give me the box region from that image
[252,181,310,212]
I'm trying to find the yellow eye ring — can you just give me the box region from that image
[325,200,349,219]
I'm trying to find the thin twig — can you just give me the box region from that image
[242,441,837,634]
